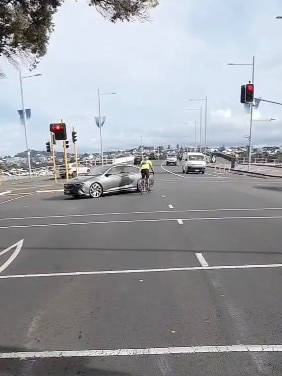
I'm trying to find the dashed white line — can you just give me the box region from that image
[195,253,209,267]
[0,345,281,359]
[1,262,282,280]
[168,204,174,209]
[177,219,183,225]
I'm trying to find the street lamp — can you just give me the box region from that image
[18,69,42,178]
[190,96,208,155]
[228,56,255,172]
[97,89,117,165]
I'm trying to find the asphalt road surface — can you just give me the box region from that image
[0,162,282,375]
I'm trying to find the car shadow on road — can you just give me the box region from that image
[0,345,137,376]
[255,185,282,192]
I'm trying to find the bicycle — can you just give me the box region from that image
[139,171,154,193]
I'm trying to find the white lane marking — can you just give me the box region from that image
[1,262,282,280]
[0,195,32,205]
[36,189,63,193]
[195,253,209,267]
[0,191,11,196]
[168,204,174,209]
[177,219,183,225]
[1,215,282,230]
[0,345,281,359]
[0,240,24,274]
[1,207,282,223]
[161,163,185,178]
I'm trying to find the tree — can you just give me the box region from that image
[0,0,158,74]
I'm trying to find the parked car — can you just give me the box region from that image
[181,152,206,174]
[64,164,145,198]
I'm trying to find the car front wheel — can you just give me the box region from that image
[89,183,103,198]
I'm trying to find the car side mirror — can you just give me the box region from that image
[105,173,111,177]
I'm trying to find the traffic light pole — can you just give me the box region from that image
[52,138,57,184]
[63,140,69,181]
[247,56,255,172]
[73,127,79,177]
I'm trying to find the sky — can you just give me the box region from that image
[1,0,282,155]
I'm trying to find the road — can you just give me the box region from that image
[0,162,282,375]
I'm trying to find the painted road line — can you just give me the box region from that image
[2,207,282,223]
[0,191,11,196]
[168,204,174,209]
[161,163,185,178]
[1,262,282,280]
[195,253,209,267]
[36,189,64,193]
[0,195,31,205]
[177,219,183,225]
[2,215,282,230]
[0,344,282,359]
[0,240,24,274]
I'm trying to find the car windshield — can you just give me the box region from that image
[88,166,109,175]
[188,155,205,161]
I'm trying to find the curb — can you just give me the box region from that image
[208,165,282,179]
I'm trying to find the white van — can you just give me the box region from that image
[181,152,206,174]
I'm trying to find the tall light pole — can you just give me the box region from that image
[228,56,255,172]
[190,97,208,154]
[18,69,42,178]
[97,89,116,165]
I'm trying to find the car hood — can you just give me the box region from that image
[70,175,102,184]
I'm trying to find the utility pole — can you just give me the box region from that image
[247,56,255,172]
[73,127,79,177]
[51,133,57,184]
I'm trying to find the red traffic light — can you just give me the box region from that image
[246,83,254,92]
[50,123,67,140]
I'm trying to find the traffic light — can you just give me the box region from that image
[46,141,51,153]
[72,131,77,143]
[51,132,56,145]
[50,123,67,140]
[240,85,246,103]
[65,140,69,149]
[245,83,254,103]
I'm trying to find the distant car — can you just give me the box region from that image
[64,165,145,198]
[166,154,178,166]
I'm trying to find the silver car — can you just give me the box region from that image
[64,165,143,198]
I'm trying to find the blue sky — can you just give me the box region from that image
[1,0,282,155]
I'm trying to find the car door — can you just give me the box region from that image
[121,166,139,189]
[102,166,124,192]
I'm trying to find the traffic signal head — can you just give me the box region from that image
[72,131,77,143]
[46,142,51,153]
[50,123,67,140]
[65,140,69,149]
[240,85,246,104]
[245,83,254,103]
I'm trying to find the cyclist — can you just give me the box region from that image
[140,155,154,191]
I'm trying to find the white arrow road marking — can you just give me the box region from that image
[0,191,11,196]
[0,240,24,274]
